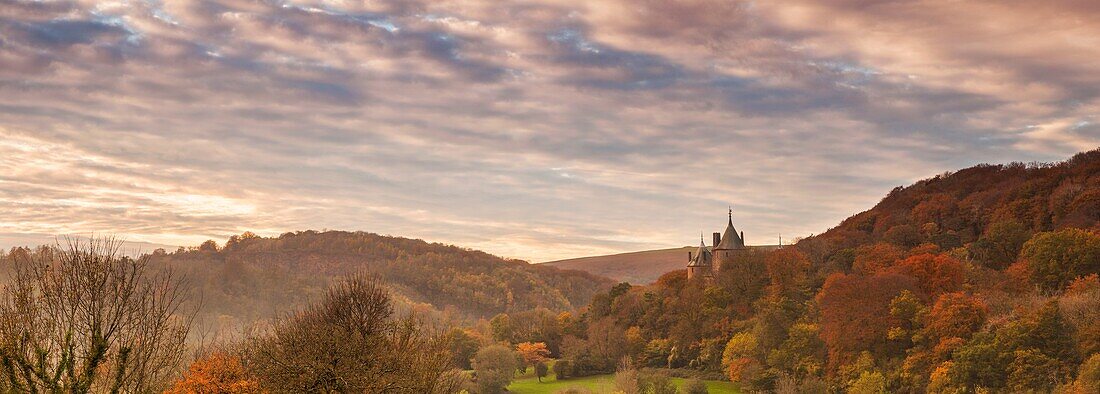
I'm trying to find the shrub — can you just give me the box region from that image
[242,274,457,393]
[472,345,518,394]
[553,359,572,380]
[682,378,709,394]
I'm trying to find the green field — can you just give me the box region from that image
[506,368,739,394]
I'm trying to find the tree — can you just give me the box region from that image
[472,345,517,394]
[946,301,1078,391]
[1021,229,1100,292]
[199,239,220,252]
[515,342,551,370]
[489,313,515,343]
[847,371,887,394]
[969,220,1030,269]
[534,361,548,383]
[613,360,640,394]
[767,322,826,379]
[891,253,965,297]
[1070,353,1100,393]
[1028,301,1078,366]
[925,292,987,342]
[884,225,923,249]
[552,359,571,380]
[816,272,920,369]
[1007,349,1059,392]
[764,248,810,298]
[445,328,481,370]
[166,352,261,393]
[852,243,903,275]
[242,274,458,393]
[0,238,192,392]
[721,332,758,372]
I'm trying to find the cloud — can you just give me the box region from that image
[0,0,1096,262]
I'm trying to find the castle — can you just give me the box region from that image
[687,210,781,279]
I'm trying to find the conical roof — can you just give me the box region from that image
[715,210,744,249]
[687,238,712,267]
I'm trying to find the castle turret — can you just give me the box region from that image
[686,238,712,280]
[713,209,746,271]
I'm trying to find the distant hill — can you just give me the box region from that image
[135,230,614,336]
[543,244,783,284]
[542,247,694,285]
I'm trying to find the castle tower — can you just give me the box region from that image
[712,208,746,271]
[686,238,712,280]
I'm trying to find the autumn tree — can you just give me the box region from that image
[764,248,811,299]
[445,328,481,370]
[816,272,920,370]
[924,292,987,342]
[242,274,459,393]
[891,253,965,297]
[766,322,826,379]
[471,345,517,394]
[1020,228,1100,292]
[199,239,219,252]
[1069,353,1100,393]
[166,352,261,393]
[969,220,1030,269]
[0,239,192,392]
[722,332,759,383]
[884,225,923,249]
[489,313,515,343]
[851,243,902,275]
[945,300,1078,391]
[515,342,551,371]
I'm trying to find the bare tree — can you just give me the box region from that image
[0,238,192,393]
[242,273,462,393]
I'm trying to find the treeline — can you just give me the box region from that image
[135,230,612,336]
[805,148,1100,266]
[527,149,1100,392]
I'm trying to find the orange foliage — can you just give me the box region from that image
[911,194,959,228]
[932,337,966,360]
[1066,273,1100,295]
[764,247,810,296]
[515,342,551,366]
[166,353,262,394]
[890,253,965,297]
[909,242,940,256]
[816,272,920,371]
[726,357,755,383]
[925,292,987,341]
[1004,260,1032,292]
[852,243,903,275]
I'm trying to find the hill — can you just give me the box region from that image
[543,245,782,285]
[549,148,1100,392]
[541,247,694,285]
[546,149,1100,285]
[136,230,614,336]
[801,148,1100,266]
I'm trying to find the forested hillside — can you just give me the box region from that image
[803,148,1100,264]
[522,148,1100,393]
[130,231,611,336]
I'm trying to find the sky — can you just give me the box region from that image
[1,0,1098,262]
